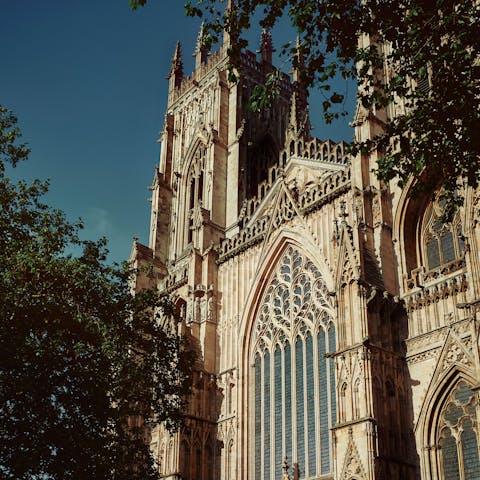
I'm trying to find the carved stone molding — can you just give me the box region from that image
[403,271,468,312]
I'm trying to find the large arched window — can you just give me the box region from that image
[251,246,336,479]
[437,381,480,480]
[422,195,464,272]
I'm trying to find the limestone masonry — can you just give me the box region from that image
[130,27,480,480]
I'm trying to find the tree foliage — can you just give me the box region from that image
[0,106,194,480]
[134,0,480,215]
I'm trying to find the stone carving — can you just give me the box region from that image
[441,336,474,371]
[472,190,480,227]
[403,272,468,312]
[340,428,367,480]
[218,168,351,264]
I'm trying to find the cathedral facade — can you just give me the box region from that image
[131,28,480,480]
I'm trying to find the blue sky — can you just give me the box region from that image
[1,1,354,264]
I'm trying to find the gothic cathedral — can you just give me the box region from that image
[130,27,480,480]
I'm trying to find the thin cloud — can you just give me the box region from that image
[83,207,112,237]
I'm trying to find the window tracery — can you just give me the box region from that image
[422,195,464,272]
[251,246,336,479]
[184,145,207,247]
[435,381,480,480]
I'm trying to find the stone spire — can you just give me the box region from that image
[168,41,183,90]
[194,22,209,69]
[260,28,273,64]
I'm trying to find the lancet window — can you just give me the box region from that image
[251,246,336,480]
[422,195,464,272]
[184,145,207,247]
[436,381,480,480]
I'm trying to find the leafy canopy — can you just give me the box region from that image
[133,0,480,215]
[0,106,193,480]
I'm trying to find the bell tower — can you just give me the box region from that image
[140,24,299,479]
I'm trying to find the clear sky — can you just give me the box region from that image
[1,1,354,264]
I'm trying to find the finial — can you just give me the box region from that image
[171,42,182,71]
[288,37,311,140]
[288,90,298,131]
[195,23,206,53]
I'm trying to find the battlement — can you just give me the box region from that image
[168,37,294,105]
[168,43,229,104]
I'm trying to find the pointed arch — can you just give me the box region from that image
[394,177,466,288]
[176,138,208,249]
[239,232,335,355]
[181,134,209,178]
[394,176,432,279]
[418,367,480,479]
[241,240,337,479]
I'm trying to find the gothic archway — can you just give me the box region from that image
[246,245,337,480]
[421,371,480,479]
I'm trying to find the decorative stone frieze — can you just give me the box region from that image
[403,271,468,312]
[218,167,351,263]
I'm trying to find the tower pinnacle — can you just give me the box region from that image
[168,41,183,90]
[194,22,209,69]
[260,28,273,64]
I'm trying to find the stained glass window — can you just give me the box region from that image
[285,343,292,468]
[274,347,282,479]
[255,355,261,480]
[252,247,336,479]
[195,444,202,480]
[182,440,190,479]
[437,381,480,480]
[296,338,305,478]
[185,146,207,247]
[306,334,316,477]
[264,352,271,480]
[422,195,464,271]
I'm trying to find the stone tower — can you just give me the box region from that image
[131,25,480,480]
